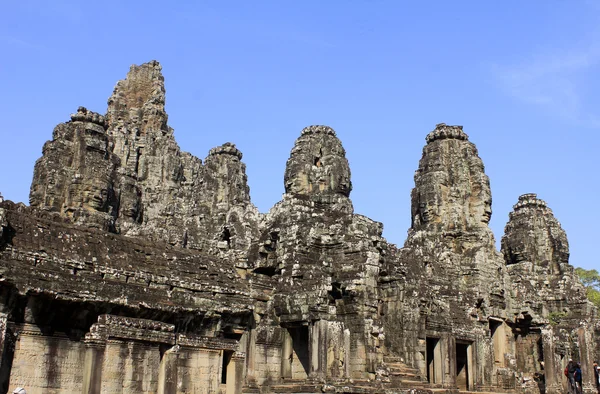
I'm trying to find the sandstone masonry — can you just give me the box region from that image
[0,61,597,394]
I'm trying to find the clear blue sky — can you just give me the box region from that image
[1,1,598,271]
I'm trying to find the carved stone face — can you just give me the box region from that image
[419,202,432,223]
[119,182,142,221]
[121,198,140,220]
[469,169,492,225]
[482,199,492,224]
[337,175,351,195]
[411,131,493,232]
[81,179,112,212]
[284,127,352,198]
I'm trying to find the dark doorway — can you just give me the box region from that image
[221,350,233,384]
[288,326,310,379]
[456,342,470,390]
[536,337,544,364]
[426,337,441,384]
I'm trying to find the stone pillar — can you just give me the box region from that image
[0,313,8,370]
[281,329,292,379]
[541,329,560,394]
[226,352,245,394]
[577,326,596,394]
[444,334,455,388]
[417,337,427,381]
[82,341,105,394]
[343,326,351,379]
[309,321,325,379]
[0,313,13,394]
[479,332,494,390]
[157,346,178,394]
[243,328,256,384]
[467,341,475,390]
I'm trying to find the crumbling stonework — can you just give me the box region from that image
[501,194,598,394]
[0,61,597,394]
[30,106,119,231]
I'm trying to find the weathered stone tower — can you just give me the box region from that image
[0,61,597,394]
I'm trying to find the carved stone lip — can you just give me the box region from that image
[482,211,492,223]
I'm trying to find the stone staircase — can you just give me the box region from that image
[241,358,431,393]
[383,356,429,389]
[270,380,376,393]
[242,358,511,393]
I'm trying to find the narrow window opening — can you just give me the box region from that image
[182,230,188,248]
[134,148,142,173]
[328,282,343,304]
[221,227,231,248]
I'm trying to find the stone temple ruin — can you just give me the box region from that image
[0,61,597,394]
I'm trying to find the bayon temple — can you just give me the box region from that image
[0,61,597,394]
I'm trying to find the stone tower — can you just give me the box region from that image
[243,125,390,384]
[411,123,492,233]
[0,62,596,394]
[29,107,119,231]
[30,61,260,258]
[502,193,597,394]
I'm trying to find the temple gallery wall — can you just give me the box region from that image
[0,61,597,394]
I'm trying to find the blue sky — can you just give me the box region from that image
[0,1,598,271]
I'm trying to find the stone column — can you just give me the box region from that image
[82,340,105,394]
[467,341,475,390]
[444,334,455,388]
[309,321,325,379]
[577,326,596,394]
[157,346,178,394]
[244,328,256,384]
[0,313,8,370]
[417,337,427,381]
[226,352,245,394]
[541,329,560,394]
[343,326,351,379]
[476,333,490,390]
[0,313,13,393]
[281,329,292,379]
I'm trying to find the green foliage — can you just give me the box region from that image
[548,311,567,325]
[575,267,600,308]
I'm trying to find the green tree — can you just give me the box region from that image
[575,267,600,308]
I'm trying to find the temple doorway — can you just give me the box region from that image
[426,337,442,384]
[281,326,310,380]
[221,350,233,384]
[490,319,506,367]
[456,341,473,391]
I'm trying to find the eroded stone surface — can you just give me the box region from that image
[30,106,119,231]
[283,125,352,197]
[1,62,598,394]
[30,61,260,260]
[411,123,492,232]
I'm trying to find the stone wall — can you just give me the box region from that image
[9,326,86,393]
